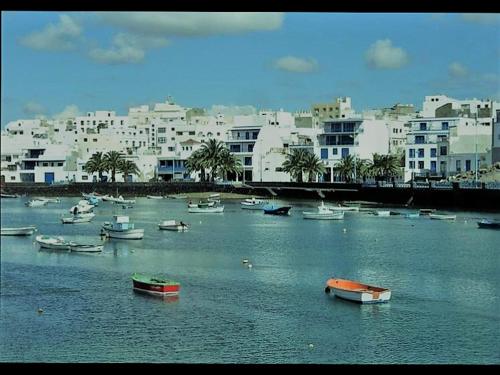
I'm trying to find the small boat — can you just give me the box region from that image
[240,197,267,210]
[122,205,134,209]
[188,205,224,213]
[303,202,344,220]
[429,213,456,220]
[132,273,180,296]
[147,195,164,199]
[25,199,48,207]
[35,235,71,250]
[263,204,292,216]
[477,219,500,229]
[375,210,391,217]
[1,226,37,236]
[325,204,360,212]
[61,212,95,224]
[112,195,136,204]
[325,277,391,304]
[85,196,100,206]
[419,208,436,215]
[82,192,102,201]
[102,215,144,239]
[0,193,19,198]
[158,220,189,231]
[166,195,187,199]
[34,197,60,203]
[69,241,103,253]
[69,200,95,214]
[188,200,215,208]
[405,212,420,219]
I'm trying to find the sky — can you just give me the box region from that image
[1,12,500,127]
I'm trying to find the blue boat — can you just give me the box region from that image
[263,204,292,215]
[405,212,420,219]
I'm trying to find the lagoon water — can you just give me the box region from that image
[1,197,499,364]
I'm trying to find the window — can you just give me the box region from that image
[171,128,175,131]
[189,131,195,135]
[465,160,471,171]
[82,175,88,181]
[84,138,88,142]
[230,145,241,152]
[321,148,328,159]
[168,147,175,152]
[275,167,284,172]
[419,122,427,131]
[176,132,183,136]
[343,122,355,132]
[332,148,338,155]
[93,139,97,142]
[441,122,449,130]
[430,161,436,172]
[418,161,424,169]
[440,146,447,156]
[418,149,424,158]
[409,149,415,158]
[331,123,342,132]
[341,148,349,158]
[415,136,425,144]
[158,137,166,144]
[456,160,461,172]
[57,162,63,166]
[171,137,175,141]
[430,148,437,157]
[244,157,252,166]
[409,161,415,169]
[42,162,49,167]
[81,121,84,125]
[120,120,124,125]
[248,144,254,152]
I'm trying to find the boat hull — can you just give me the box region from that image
[303,212,344,220]
[132,279,180,296]
[263,206,291,215]
[241,202,266,210]
[35,236,70,250]
[477,220,500,229]
[159,225,188,231]
[429,214,456,220]
[188,206,224,213]
[1,226,36,236]
[102,225,144,239]
[69,244,103,252]
[325,278,391,304]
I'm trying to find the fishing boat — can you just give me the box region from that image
[34,197,60,203]
[69,241,103,253]
[325,277,391,304]
[188,200,215,208]
[35,235,71,250]
[61,212,95,224]
[263,204,292,216]
[429,213,456,220]
[303,202,344,220]
[324,204,360,212]
[102,216,144,239]
[166,195,187,199]
[405,212,420,219]
[419,208,436,215]
[132,273,180,296]
[477,219,500,229]
[188,205,224,213]
[1,226,37,236]
[112,195,136,204]
[147,195,164,199]
[82,192,103,201]
[240,197,267,210]
[0,193,19,198]
[158,220,189,231]
[375,210,391,217]
[69,200,95,214]
[25,199,48,207]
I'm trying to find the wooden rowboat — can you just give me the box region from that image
[325,277,391,304]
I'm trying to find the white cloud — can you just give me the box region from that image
[23,101,46,116]
[273,56,318,73]
[53,105,82,119]
[207,105,257,117]
[365,39,409,69]
[20,14,82,51]
[449,62,468,78]
[88,33,169,64]
[98,12,283,37]
[461,14,500,25]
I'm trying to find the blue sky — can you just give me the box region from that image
[1,12,499,127]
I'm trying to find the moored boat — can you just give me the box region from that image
[240,197,267,210]
[147,195,164,199]
[132,273,180,296]
[35,235,71,250]
[419,208,436,215]
[69,200,95,214]
[61,212,95,224]
[405,212,420,219]
[25,199,48,207]
[1,226,37,236]
[158,220,189,231]
[303,202,344,220]
[69,241,104,253]
[188,200,215,208]
[429,213,456,220]
[188,205,224,213]
[1,193,19,198]
[325,277,391,304]
[375,210,391,217]
[263,204,292,216]
[325,204,360,212]
[102,215,144,239]
[477,219,500,229]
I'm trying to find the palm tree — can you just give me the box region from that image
[83,152,107,182]
[118,159,140,182]
[370,153,401,181]
[303,152,326,182]
[185,149,207,182]
[282,149,308,182]
[103,151,123,183]
[333,154,356,182]
[218,149,242,181]
[199,139,226,182]
[355,158,373,182]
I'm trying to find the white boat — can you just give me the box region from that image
[147,195,164,199]
[82,192,102,201]
[429,213,456,220]
[102,215,144,239]
[110,195,136,204]
[375,210,391,217]
[35,235,71,250]
[325,278,391,304]
[188,200,215,208]
[303,202,344,220]
[158,220,189,231]
[25,199,48,207]
[1,226,37,236]
[166,195,188,199]
[61,212,95,224]
[240,197,267,210]
[69,241,103,253]
[325,204,359,212]
[188,205,224,213]
[69,200,95,214]
[1,193,19,198]
[34,197,60,203]
[209,193,220,199]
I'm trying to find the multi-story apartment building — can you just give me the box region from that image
[493,109,500,164]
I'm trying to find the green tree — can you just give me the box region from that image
[103,151,123,183]
[303,152,326,182]
[83,152,107,182]
[118,159,140,182]
[218,149,242,181]
[333,154,356,182]
[199,139,226,182]
[185,149,207,182]
[282,149,308,182]
[370,153,401,181]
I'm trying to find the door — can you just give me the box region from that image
[44,172,55,184]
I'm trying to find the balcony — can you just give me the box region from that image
[158,166,186,174]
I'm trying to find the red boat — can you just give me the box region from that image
[132,273,180,296]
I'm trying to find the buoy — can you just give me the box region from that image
[343,228,347,233]
[248,263,253,269]
[199,221,202,224]
[309,343,314,349]
[37,308,44,314]
[242,259,249,264]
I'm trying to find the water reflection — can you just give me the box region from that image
[133,289,180,303]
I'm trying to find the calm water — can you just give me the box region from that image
[1,196,499,364]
